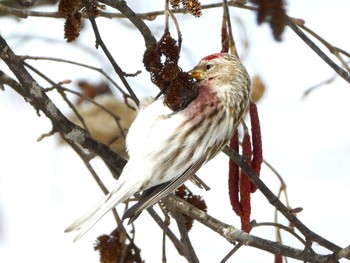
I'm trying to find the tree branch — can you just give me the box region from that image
[0,35,127,176]
[164,194,337,263]
[334,244,350,261]
[250,220,307,245]
[2,2,349,262]
[171,210,200,263]
[98,0,157,48]
[297,23,350,72]
[287,18,350,85]
[19,55,130,98]
[222,145,349,260]
[3,1,349,88]
[83,1,140,107]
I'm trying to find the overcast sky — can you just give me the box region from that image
[1,1,350,262]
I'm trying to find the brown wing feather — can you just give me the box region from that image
[123,157,206,223]
[123,140,228,223]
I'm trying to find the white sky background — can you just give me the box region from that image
[0,0,350,262]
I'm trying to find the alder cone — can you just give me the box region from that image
[164,71,199,111]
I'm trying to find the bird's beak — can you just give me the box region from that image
[189,68,204,80]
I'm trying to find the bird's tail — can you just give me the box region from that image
[65,183,132,242]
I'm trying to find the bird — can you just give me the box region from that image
[65,53,251,241]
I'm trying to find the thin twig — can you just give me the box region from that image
[0,35,127,175]
[54,84,128,178]
[162,211,170,263]
[98,0,157,48]
[84,1,140,107]
[250,221,307,245]
[37,129,56,142]
[64,137,110,195]
[0,70,25,92]
[4,1,349,87]
[63,136,139,257]
[146,207,188,257]
[168,10,183,52]
[165,0,170,31]
[287,18,350,85]
[220,243,243,263]
[0,2,255,19]
[297,23,350,73]
[303,74,338,98]
[52,85,127,139]
[171,211,200,263]
[222,0,238,57]
[263,158,293,253]
[22,61,90,134]
[19,55,131,99]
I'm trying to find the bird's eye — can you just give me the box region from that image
[206,64,212,70]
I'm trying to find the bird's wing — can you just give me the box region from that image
[122,155,206,223]
[65,192,113,233]
[64,170,137,241]
[123,136,227,224]
[123,137,229,223]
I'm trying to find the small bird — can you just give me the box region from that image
[65,53,251,241]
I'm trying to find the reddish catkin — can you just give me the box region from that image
[240,131,252,232]
[228,131,242,216]
[249,102,262,193]
[274,254,283,263]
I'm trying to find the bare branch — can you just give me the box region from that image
[222,145,348,260]
[0,1,253,20]
[146,207,188,257]
[23,61,91,134]
[164,194,336,263]
[0,69,25,93]
[3,1,350,88]
[51,85,127,139]
[83,1,140,107]
[287,18,350,85]
[19,55,131,98]
[250,221,307,245]
[0,3,63,18]
[303,74,339,97]
[171,210,200,263]
[297,23,350,72]
[222,0,238,56]
[220,243,243,263]
[0,34,127,176]
[1,2,349,262]
[334,244,350,261]
[98,0,157,48]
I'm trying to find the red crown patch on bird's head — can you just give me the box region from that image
[202,53,222,61]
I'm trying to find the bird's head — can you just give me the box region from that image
[189,53,251,108]
[190,53,248,83]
